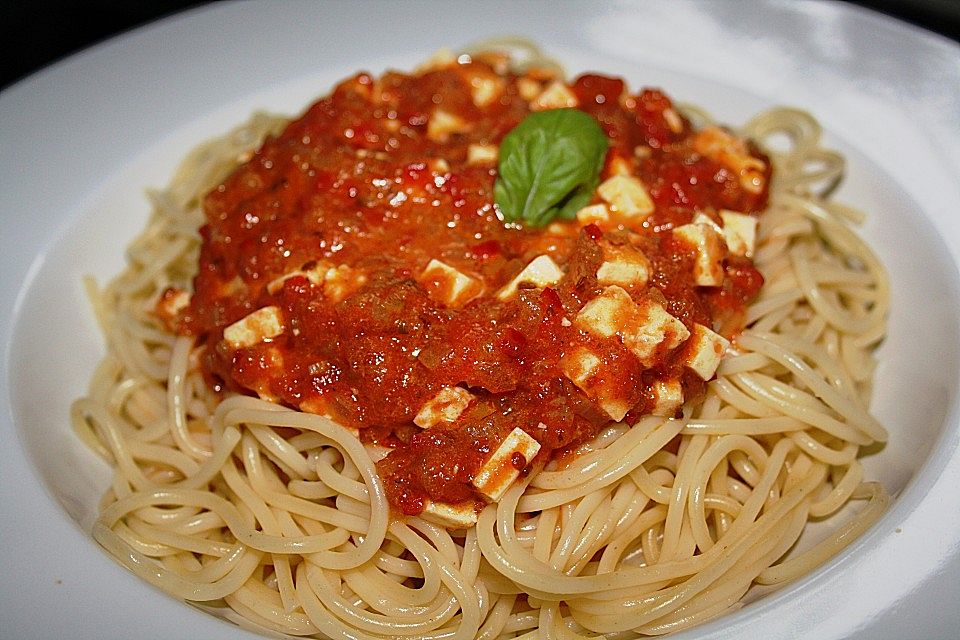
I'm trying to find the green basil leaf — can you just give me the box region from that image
[494,108,609,228]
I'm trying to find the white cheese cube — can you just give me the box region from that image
[419,259,483,308]
[719,209,757,258]
[560,346,632,421]
[574,285,635,338]
[597,175,655,218]
[156,288,190,319]
[651,379,684,417]
[672,223,727,286]
[531,81,579,111]
[472,427,541,501]
[625,299,691,367]
[420,501,478,529]
[413,386,475,428]
[692,211,722,233]
[223,306,284,349]
[496,255,564,300]
[596,245,651,288]
[323,265,367,304]
[576,203,611,226]
[266,262,331,295]
[427,110,470,142]
[684,323,730,380]
[517,77,542,101]
[467,143,498,165]
[692,126,766,194]
[469,75,505,108]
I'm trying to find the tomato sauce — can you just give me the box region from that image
[173,56,769,515]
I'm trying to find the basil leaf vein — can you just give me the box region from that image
[494,108,609,227]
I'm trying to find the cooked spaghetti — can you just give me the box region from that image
[73,47,890,638]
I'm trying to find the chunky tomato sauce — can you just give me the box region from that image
[170,54,769,516]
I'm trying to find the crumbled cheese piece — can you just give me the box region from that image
[427,110,470,142]
[692,126,767,194]
[606,154,633,177]
[517,77,542,101]
[663,107,684,134]
[469,74,506,108]
[420,501,478,528]
[575,203,611,226]
[575,286,690,367]
[692,211,722,233]
[223,306,284,349]
[266,262,330,294]
[651,379,684,417]
[684,323,730,380]
[627,298,691,366]
[719,209,758,258]
[672,223,727,286]
[596,244,651,289]
[419,259,483,307]
[414,386,475,428]
[531,81,579,111]
[323,265,367,304]
[597,175,655,218]
[472,427,541,501]
[560,345,633,421]
[496,255,563,300]
[156,288,190,319]
[467,143,498,165]
[574,285,635,338]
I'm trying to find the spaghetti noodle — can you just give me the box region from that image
[73,50,890,638]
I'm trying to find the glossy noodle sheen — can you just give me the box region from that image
[73,48,890,638]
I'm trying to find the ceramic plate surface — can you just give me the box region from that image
[2,1,959,638]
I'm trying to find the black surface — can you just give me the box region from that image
[2,0,958,91]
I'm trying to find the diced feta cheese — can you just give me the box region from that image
[469,74,505,108]
[156,288,190,320]
[223,306,284,349]
[419,259,483,308]
[420,500,479,528]
[650,379,684,417]
[413,386,475,428]
[625,298,691,367]
[531,81,579,111]
[496,255,564,300]
[517,77,542,101]
[467,143,498,165]
[471,427,541,501]
[719,209,757,258]
[606,154,633,177]
[692,211,722,233]
[683,323,730,380]
[575,286,690,367]
[427,110,470,142]
[672,223,727,286]
[266,262,330,294]
[323,265,367,304]
[574,285,635,338]
[692,126,767,194]
[597,175,654,218]
[575,203,611,226]
[560,345,633,421]
[596,244,651,288]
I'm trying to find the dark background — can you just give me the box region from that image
[2,0,958,91]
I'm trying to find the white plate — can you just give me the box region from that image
[2,1,959,638]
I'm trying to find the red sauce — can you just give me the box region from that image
[173,56,769,515]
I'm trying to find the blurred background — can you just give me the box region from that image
[2,0,958,90]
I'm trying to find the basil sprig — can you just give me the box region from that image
[494,108,609,227]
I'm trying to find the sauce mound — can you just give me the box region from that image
[171,53,769,521]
